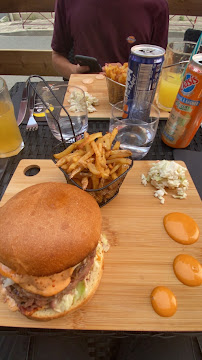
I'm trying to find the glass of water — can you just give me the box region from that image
[109,100,160,159]
[43,85,88,141]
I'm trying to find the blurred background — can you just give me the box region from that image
[0,11,201,89]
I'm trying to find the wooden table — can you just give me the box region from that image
[0,82,201,339]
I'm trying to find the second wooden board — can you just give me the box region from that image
[67,74,170,119]
[67,74,112,119]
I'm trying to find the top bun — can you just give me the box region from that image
[0,182,102,277]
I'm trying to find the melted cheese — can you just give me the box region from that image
[0,262,74,297]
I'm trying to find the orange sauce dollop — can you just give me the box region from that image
[173,254,202,286]
[151,286,177,317]
[163,212,199,245]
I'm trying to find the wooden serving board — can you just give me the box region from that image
[67,74,170,119]
[67,74,112,119]
[0,159,202,331]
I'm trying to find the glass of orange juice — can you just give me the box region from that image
[0,77,24,158]
[156,41,198,112]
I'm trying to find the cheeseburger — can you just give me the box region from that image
[0,182,106,320]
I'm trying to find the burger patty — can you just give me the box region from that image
[1,249,96,314]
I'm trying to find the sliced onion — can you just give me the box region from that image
[3,278,15,287]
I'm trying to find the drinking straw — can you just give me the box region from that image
[182,33,202,78]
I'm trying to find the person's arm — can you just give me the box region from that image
[51,0,90,78]
[151,0,169,49]
[52,51,89,79]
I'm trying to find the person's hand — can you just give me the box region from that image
[74,64,90,74]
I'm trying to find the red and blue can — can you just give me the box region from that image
[123,45,165,117]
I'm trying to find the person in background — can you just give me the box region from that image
[51,0,169,79]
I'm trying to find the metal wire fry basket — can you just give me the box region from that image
[27,75,133,207]
[53,139,133,208]
[106,77,125,105]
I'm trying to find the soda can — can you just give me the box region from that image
[123,44,165,117]
[162,53,202,148]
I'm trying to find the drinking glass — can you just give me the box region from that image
[156,41,201,112]
[109,100,160,160]
[42,84,88,141]
[0,77,24,158]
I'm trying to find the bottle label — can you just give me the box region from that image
[162,108,191,144]
[180,73,199,95]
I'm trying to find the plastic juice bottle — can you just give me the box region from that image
[158,72,182,110]
[162,54,202,148]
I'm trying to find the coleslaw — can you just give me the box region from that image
[68,90,99,113]
[141,160,189,204]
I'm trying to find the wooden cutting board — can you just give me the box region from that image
[67,74,170,119]
[0,159,201,331]
[67,74,112,119]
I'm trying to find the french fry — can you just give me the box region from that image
[54,139,84,159]
[56,150,85,167]
[101,148,107,167]
[103,137,111,151]
[56,156,68,167]
[97,143,106,168]
[65,149,85,161]
[110,164,121,174]
[106,158,132,165]
[69,166,84,179]
[117,164,129,177]
[111,172,118,180]
[54,128,133,199]
[91,141,101,160]
[99,166,110,179]
[96,133,110,145]
[87,163,101,176]
[79,172,92,178]
[68,162,80,172]
[81,176,89,190]
[99,177,105,188]
[105,150,111,159]
[104,63,128,85]
[78,150,94,165]
[109,128,118,147]
[92,175,99,189]
[112,141,120,150]
[98,143,103,154]
[108,149,132,159]
[72,155,81,163]
[84,132,91,153]
[90,141,107,170]
[61,164,68,170]
[78,132,102,149]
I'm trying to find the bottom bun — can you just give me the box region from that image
[26,243,104,321]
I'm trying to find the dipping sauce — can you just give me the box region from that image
[164,212,199,245]
[151,286,177,317]
[173,254,202,287]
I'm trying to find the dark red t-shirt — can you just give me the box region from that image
[51,0,169,66]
